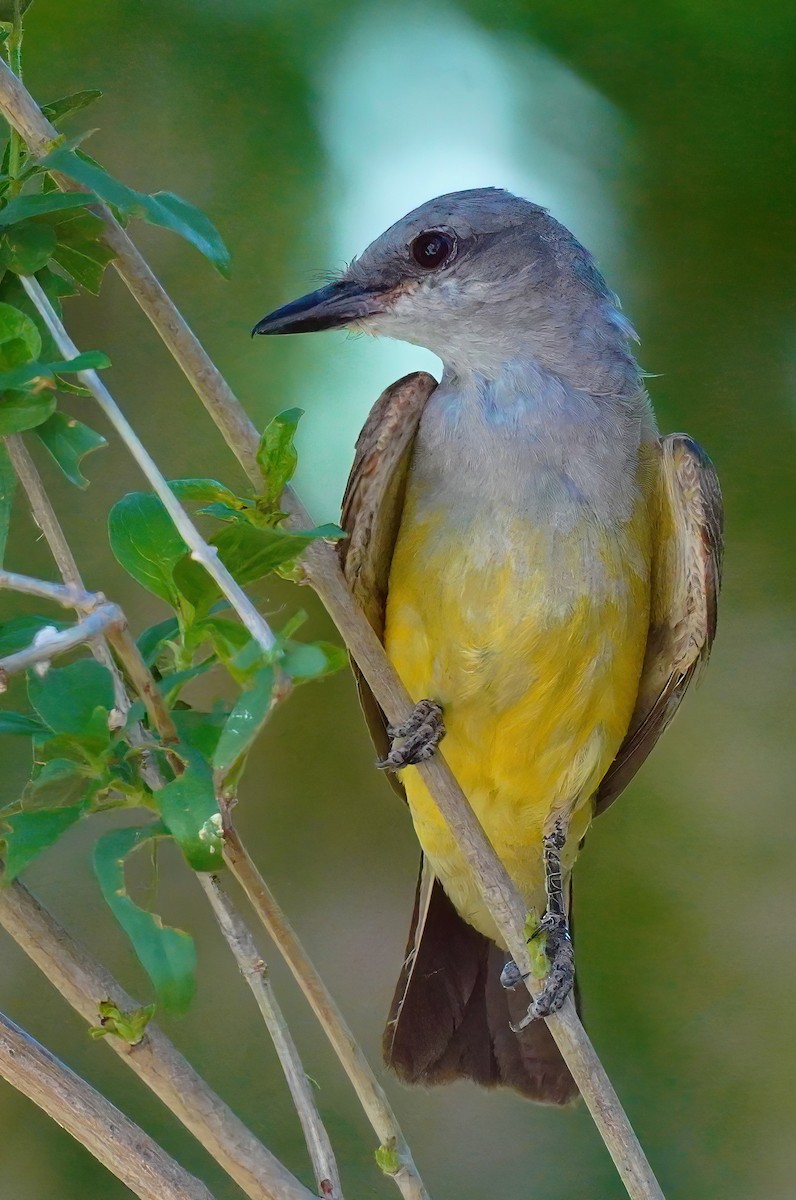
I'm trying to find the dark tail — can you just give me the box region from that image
[383,865,578,1105]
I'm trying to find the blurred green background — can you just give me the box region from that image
[1,1,795,1197]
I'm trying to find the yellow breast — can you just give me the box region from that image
[384,483,655,943]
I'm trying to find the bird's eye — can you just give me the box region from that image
[410,230,455,270]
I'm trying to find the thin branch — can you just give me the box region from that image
[0,880,317,1200]
[0,601,123,681]
[104,622,179,742]
[198,874,343,1200]
[4,434,130,712]
[222,826,427,1200]
[0,60,666,1200]
[21,274,279,658]
[0,1010,215,1200]
[0,569,92,608]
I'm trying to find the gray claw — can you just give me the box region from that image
[378,700,445,770]
[510,911,575,1031]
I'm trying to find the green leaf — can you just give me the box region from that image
[170,708,226,760]
[34,410,107,487]
[0,614,66,657]
[213,520,342,587]
[0,300,41,366]
[88,1000,154,1045]
[46,208,116,295]
[0,711,48,736]
[0,389,56,435]
[28,659,115,737]
[142,192,231,278]
[212,667,275,776]
[22,758,90,810]
[169,478,247,509]
[40,148,231,276]
[93,823,196,1015]
[0,439,14,565]
[1,804,86,883]
[256,408,303,508]
[0,192,93,228]
[155,753,223,872]
[0,221,57,274]
[0,267,71,361]
[283,640,347,681]
[108,492,188,604]
[41,90,103,126]
[136,616,179,667]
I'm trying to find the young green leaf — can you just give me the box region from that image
[34,410,107,488]
[283,640,347,681]
[41,89,103,126]
[169,478,247,509]
[27,659,115,737]
[40,147,231,276]
[45,208,116,295]
[88,1000,154,1045]
[1,804,86,883]
[155,752,223,872]
[212,666,275,776]
[0,192,94,228]
[136,616,180,667]
[0,439,14,565]
[0,221,57,274]
[22,758,91,810]
[213,520,343,587]
[0,389,56,436]
[0,300,41,365]
[256,408,303,509]
[108,492,188,604]
[0,711,48,736]
[93,822,196,1015]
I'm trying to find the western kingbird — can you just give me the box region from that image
[254,188,723,1104]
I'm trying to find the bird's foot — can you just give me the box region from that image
[501,910,575,1030]
[377,700,445,770]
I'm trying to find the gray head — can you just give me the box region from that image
[254,188,639,389]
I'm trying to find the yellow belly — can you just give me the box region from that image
[384,492,654,944]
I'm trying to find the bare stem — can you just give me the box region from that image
[0,880,316,1200]
[0,1010,215,1200]
[223,826,428,1200]
[21,274,279,658]
[4,434,129,711]
[0,59,666,1200]
[198,874,343,1200]
[0,569,92,607]
[0,601,123,680]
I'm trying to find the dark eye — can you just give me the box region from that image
[410,230,455,270]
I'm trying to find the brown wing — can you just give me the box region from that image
[595,433,724,814]
[339,371,438,787]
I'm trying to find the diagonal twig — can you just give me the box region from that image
[0,1009,216,1200]
[199,873,343,1200]
[0,601,123,680]
[21,274,279,658]
[0,880,316,1200]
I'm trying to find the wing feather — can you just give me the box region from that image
[338,371,438,784]
[595,433,724,813]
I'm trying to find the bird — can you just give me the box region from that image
[253,188,723,1105]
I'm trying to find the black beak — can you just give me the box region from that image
[252,279,384,336]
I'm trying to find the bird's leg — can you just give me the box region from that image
[377,700,445,770]
[500,812,576,1029]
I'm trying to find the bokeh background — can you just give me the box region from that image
[1,1,795,1197]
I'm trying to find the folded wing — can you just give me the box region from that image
[596,433,724,813]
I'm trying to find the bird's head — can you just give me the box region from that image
[253,188,637,379]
